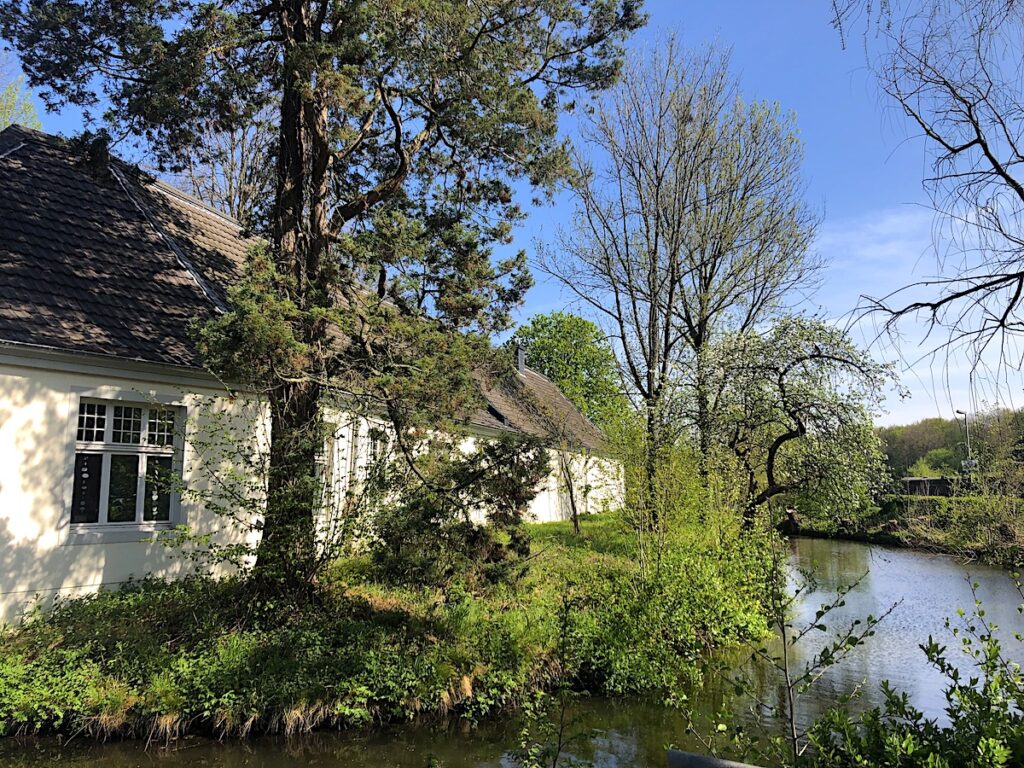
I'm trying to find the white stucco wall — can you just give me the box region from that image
[319,421,622,527]
[0,349,622,623]
[0,350,266,623]
[526,449,621,524]
[445,434,621,525]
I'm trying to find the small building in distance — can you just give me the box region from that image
[901,476,954,497]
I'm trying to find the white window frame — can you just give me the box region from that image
[368,423,391,467]
[354,418,393,480]
[348,419,364,481]
[63,392,187,545]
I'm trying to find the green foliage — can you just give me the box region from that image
[908,456,944,478]
[512,690,579,768]
[785,478,881,540]
[196,245,308,388]
[369,432,552,588]
[923,447,959,474]
[510,312,627,428]
[560,536,770,695]
[804,588,1024,767]
[608,410,710,569]
[880,495,1024,561]
[878,408,1024,480]
[796,407,1024,561]
[0,65,38,130]
[878,417,966,479]
[510,596,586,768]
[0,515,770,739]
[796,493,1024,563]
[1,0,644,212]
[709,316,893,520]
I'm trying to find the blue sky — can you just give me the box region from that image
[18,0,1013,425]
[504,0,1007,426]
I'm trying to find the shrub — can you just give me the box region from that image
[805,590,1024,767]
[0,514,770,738]
[368,432,551,588]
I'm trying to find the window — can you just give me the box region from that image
[347,422,362,480]
[368,426,390,467]
[70,400,182,526]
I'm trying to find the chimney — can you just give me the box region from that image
[516,344,526,373]
[74,130,113,180]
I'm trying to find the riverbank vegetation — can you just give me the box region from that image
[792,403,1024,563]
[795,494,1024,564]
[0,513,770,739]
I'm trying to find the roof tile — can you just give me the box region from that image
[0,124,605,450]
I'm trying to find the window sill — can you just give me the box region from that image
[64,523,176,545]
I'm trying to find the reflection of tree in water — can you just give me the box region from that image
[791,537,871,593]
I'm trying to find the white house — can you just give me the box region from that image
[0,125,619,622]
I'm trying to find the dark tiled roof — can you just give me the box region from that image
[477,368,607,452]
[0,124,604,450]
[0,124,248,368]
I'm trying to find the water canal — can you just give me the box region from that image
[3,538,1021,767]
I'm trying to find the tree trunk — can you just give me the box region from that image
[645,400,660,525]
[559,450,581,535]
[694,348,712,468]
[256,378,322,587]
[252,0,330,591]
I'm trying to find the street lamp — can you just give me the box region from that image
[956,409,977,473]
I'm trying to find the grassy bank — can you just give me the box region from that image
[0,515,769,739]
[796,494,1024,564]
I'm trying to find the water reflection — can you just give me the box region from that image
[2,539,1021,767]
[773,538,1024,730]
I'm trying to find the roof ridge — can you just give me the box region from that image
[0,125,246,231]
[136,170,246,231]
[0,124,52,159]
[109,163,228,313]
[0,123,68,147]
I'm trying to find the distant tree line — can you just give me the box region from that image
[879,409,1024,478]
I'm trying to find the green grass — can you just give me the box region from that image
[0,514,770,739]
[527,517,636,556]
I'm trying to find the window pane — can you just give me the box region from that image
[108,454,139,522]
[370,435,389,464]
[112,406,143,444]
[76,402,106,442]
[143,456,173,522]
[70,453,102,524]
[147,408,176,447]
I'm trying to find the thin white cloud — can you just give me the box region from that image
[813,205,1024,425]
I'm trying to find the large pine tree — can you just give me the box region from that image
[0,0,643,588]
